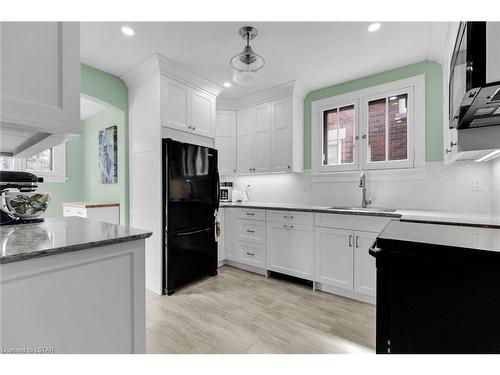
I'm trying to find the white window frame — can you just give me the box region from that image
[311,75,425,181]
[314,98,359,173]
[1,143,67,183]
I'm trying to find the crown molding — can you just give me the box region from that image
[121,53,224,96]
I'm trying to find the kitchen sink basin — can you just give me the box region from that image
[328,206,397,213]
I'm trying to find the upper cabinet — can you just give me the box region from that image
[215,110,237,176]
[0,22,80,157]
[232,96,293,175]
[161,76,216,139]
[215,81,303,176]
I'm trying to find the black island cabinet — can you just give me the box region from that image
[371,220,500,354]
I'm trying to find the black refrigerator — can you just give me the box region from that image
[162,138,220,295]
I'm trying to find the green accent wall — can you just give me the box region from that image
[303,60,443,169]
[81,107,127,224]
[41,65,128,224]
[40,137,83,217]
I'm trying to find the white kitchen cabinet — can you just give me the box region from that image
[161,75,216,138]
[353,231,377,297]
[236,107,255,174]
[217,208,226,264]
[162,77,191,133]
[215,110,237,176]
[0,22,80,157]
[235,97,291,175]
[191,89,214,138]
[271,97,293,172]
[314,227,354,290]
[237,241,266,268]
[266,219,314,280]
[223,208,239,262]
[253,103,272,173]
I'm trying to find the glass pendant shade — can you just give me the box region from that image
[230,26,265,86]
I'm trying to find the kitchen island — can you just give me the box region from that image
[372,220,500,353]
[0,217,152,354]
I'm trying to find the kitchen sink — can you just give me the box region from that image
[328,206,397,213]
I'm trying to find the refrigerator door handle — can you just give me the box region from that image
[215,168,220,212]
[173,227,212,236]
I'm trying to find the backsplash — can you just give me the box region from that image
[226,161,493,214]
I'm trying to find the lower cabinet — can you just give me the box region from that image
[266,221,314,280]
[353,231,377,297]
[314,227,354,290]
[315,227,377,298]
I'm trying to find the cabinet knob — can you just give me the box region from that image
[287,165,290,169]
[450,142,457,147]
[445,148,452,154]
[362,134,367,139]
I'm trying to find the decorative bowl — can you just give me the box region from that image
[3,192,51,219]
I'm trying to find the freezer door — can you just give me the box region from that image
[164,139,219,232]
[166,226,217,294]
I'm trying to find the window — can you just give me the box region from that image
[0,144,66,182]
[311,75,425,178]
[322,104,355,167]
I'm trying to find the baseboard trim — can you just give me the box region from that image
[315,282,375,305]
[223,259,267,276]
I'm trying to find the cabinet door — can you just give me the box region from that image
[224,208,239,261]
[253,103,272,173]
[217,209,225,263]
[353,231,377,296]
[236,107,255,174]
[191,89,214,138]
[215,110,236,175]
[162,77,191,132]
[271,97,292,172]
[1,22,80,134]
[266,222,314,280]
[314,227,354,290]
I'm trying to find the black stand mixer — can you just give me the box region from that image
[0,171,46,226]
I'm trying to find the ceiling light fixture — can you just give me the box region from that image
[230,26,265,86]
[223,82,232,88]
[475,149,500,163]
[121,26,135,36]
[368,23,381,32]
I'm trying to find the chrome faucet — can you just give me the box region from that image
[359,172,372,208]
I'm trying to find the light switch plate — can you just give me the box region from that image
[472,178,483,191]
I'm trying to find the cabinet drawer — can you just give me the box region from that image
[237,241,265,267]
[266,210,313,225]
[236,219,265,244]
[63,207,87,218]
[315,213,392,233]
[237,208,265,221]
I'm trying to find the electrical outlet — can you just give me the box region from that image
[472,178,483,191]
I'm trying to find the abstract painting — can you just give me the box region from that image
[98,125,118,183]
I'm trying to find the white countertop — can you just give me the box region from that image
[220,201,500,227]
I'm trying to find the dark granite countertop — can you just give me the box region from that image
[1,217,152,264]
[220,202,401,218]
[377,220,500,254]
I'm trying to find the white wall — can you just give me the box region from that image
[491,158,500,214]
[226,161,493,214]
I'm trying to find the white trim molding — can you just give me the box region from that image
[311,74,426,179]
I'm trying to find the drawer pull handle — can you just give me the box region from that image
[283,224,294,229]
[355,235,359,248]
[349,234,353,247]
[283,215,294,219]
[246,212,255,216]
[246,252,255,256]
[246,229,255,233]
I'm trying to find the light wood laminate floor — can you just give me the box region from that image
[146,266,375,354]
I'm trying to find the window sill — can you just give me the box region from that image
[311,167,426,183]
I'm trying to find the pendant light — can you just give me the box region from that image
[230,26,265,86]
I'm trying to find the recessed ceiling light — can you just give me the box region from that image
[368,23,381,32]
[121,26,135,36]
[223,82,232,88]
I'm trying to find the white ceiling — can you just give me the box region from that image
[80,96,106,120]
[80,22,450,100]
